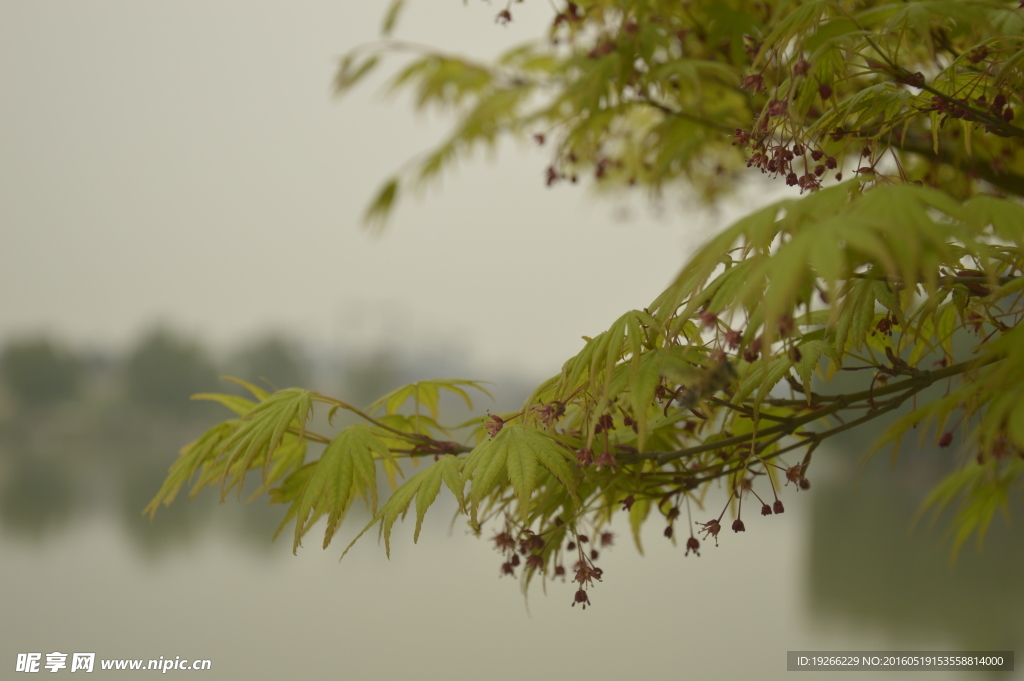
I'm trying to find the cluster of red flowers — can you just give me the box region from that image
[492,529,549,579]
[743,140,838,192]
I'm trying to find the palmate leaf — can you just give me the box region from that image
[974,325,1024,453]
[659,183,1012,361]
[189,376,270,417]
[462,424,580,525]
[179,430,309,510]
[268,462,316,541]
[145,380,311,519]
[367,378,492,420]
[244,433,307,502]
[216,388,313,499]
[623,347,693,451]
[341,454,465,559]
[652,201,783,327]
[732,353,794,409]
[190,393,256,417]
[793,339,841,399]
[917,458,1023,561]
[144,421,236,519]
[629,496,653,554]
[356,412,442,490]
[555,309,661,412]
[290,424,387,553]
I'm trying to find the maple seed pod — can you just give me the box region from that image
[768,99,787,117]
[939,432,954,448]
[773,500,785,514]
[545,166,559,186]
[732,519,746,533]
[742,74,765,93]
[761,504,773,516]
[685,536,700,556]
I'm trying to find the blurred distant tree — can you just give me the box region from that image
[0,338,82,409]
[125,329,219,417]
[228,336,310,392]
[151,0,1024,608]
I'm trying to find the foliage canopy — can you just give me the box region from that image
[150,0,1024,607]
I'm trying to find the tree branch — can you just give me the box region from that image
[896,134,1024,199]
[621,354,1000,466]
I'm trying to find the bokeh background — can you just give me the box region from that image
[2,2,1021,679]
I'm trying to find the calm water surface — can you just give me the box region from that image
[3,450,1018,680]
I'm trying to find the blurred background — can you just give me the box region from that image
[1,2,1021,679]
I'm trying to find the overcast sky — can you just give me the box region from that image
[1,1,770,378]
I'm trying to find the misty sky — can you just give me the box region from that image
[1,1,769,377]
